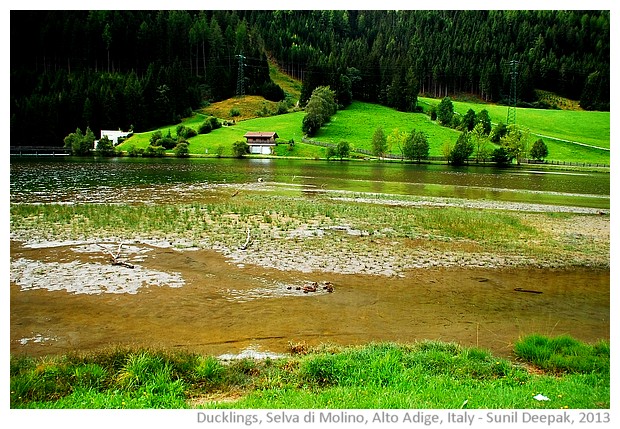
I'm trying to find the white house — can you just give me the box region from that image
[94,129,133,148]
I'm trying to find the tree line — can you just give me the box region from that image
[11,10,609,147]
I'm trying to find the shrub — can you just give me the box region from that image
[230,107,241,117]
[261,81,285,102]
[491,147,511,165]
[126,145,142,157]
[276,101,289,115]
[489,122,508,143]
[149,131,163,146]
[232,141,248,158]
[198,121,212,134]
[64,127,95,156]
[208,116,221,130]
[158,137,177,150]
[436,97,454,125]
[143,145,166,157]
[176,125,197,139]
[173,142,189,157]
[95,135,115,157]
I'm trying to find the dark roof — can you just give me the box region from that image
[244,131,279,139]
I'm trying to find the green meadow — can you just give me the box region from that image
[118,98,610,165]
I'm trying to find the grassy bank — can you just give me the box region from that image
[10,335,609,409]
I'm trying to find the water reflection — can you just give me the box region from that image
[10,157,609,209]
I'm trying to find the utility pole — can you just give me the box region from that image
[236,53,245,98]
[506,59,519,126]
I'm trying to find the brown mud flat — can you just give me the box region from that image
[10,240,609,359]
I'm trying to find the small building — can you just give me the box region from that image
[99,130,133,146]
[244,131,279,155]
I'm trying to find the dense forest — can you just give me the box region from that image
[10,10,609,147]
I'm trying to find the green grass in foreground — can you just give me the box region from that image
[10,335,609,409]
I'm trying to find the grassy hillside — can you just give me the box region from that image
[419,97,610,150]
[310,101,461,157]
[269,62,302,104]
[119,97,610,164]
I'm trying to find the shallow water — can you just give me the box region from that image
[9,157,610,358]
[10,241,609,358]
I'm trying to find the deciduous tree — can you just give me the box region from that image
[403,129,429,162]
[371,127,387,158]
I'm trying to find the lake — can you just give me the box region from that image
[9,157,610,358]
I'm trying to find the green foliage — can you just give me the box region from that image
[176,125,197,139]
[11,10,609,149]
[476,109,492,135]
[436,97,454,125]
[261,81,285,102]
[580,69,610,111]
[491,147,512,165]
[500,125,530,163]
[63,127,95,156]
[470,122,492,162]
[276,100,289,115]
[149,129,176,149]
[371,127,387,158]
[198,117,221,135]
[232,140,249,158]
[194,356,225,384]
[301,111,323,136]
[489,122,508,143]
[514,334,609,374]
[95,135,115,157]
[448,131,473,165]
[302,86,337,136]
[530,138,549,160]
[461,108,477,131]
[142,145,166,157]
[335,141,350,160]
[230,107,241,117]
[173,142,189,157]
[403,129,429,162]
[198,121,212,134]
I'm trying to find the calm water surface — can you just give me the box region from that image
[10,156,609,208]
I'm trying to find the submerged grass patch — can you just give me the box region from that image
[10,191,609,270]
[10,336,609,409]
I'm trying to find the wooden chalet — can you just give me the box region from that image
[244,131,279,154]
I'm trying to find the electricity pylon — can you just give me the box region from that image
[236,54,245,98]
[506,60,519,126]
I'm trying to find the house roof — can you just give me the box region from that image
[244,131,279,139]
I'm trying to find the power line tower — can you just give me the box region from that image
[236,53,246,98]
[506,59,519,126]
